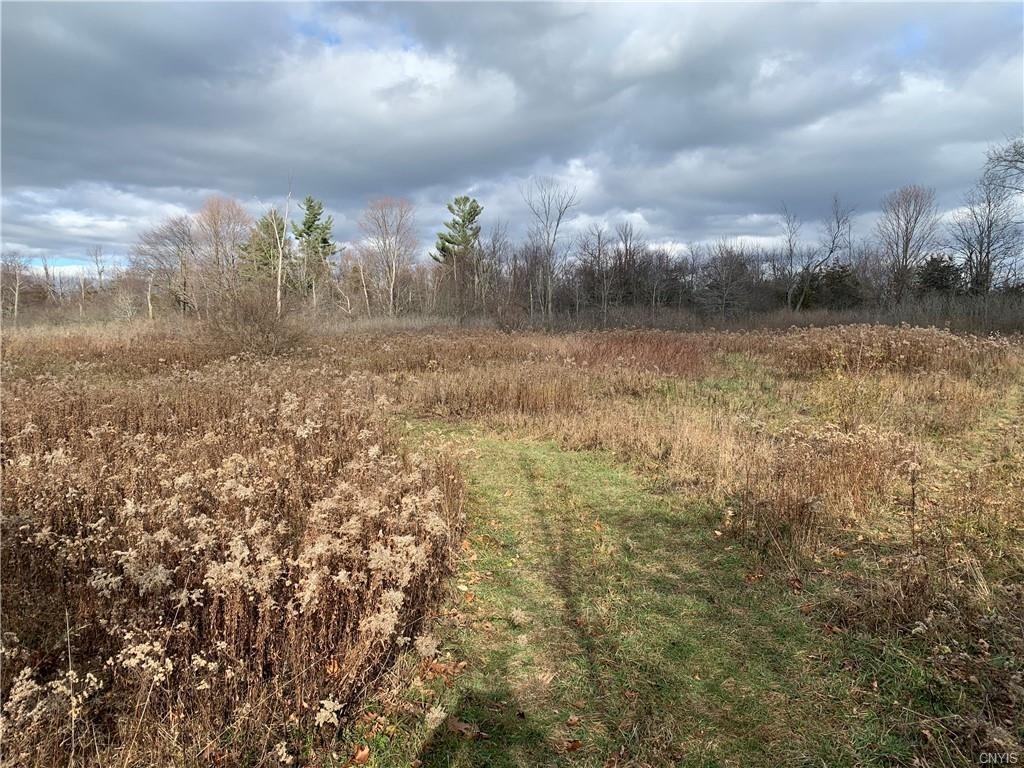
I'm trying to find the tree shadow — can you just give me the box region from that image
[416,672,552,768]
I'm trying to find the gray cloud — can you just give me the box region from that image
[2,1,1021,264]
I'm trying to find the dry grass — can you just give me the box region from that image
[2,321,1021,765]
[1,348,464,766]
[378,323,1022,761]
[770,321,1019,378]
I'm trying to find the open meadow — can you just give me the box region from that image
[2,322,1022,767]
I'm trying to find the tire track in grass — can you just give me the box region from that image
[402,425,890,767]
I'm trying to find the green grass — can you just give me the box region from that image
[353,424,905,767]
[343,358,1024,767]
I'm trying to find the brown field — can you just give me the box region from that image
[2,322,1022,767]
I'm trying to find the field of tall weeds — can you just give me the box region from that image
[2,321,1021,765]
[379,323,1023,759]
[1,346,464,766]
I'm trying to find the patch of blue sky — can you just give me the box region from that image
[295,17,341,47]
[893,23,928,59]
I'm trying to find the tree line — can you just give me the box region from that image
[3,138,1022,330]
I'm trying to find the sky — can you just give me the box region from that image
[2,1,1022,269]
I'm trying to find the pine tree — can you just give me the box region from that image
[293,196,335,258]
[242,209,289,281]
[292,196,336,302]
[432,196,483,316]
[814,262,864,309]
[916,254,962,296]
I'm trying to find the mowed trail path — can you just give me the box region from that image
[405,426,885,768]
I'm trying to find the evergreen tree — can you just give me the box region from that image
[293,196,335,259]
[811,262,863,309]
[916,254,962,296]
[242,209,290,282]
[292,196,336,299]
[432,196,483,316]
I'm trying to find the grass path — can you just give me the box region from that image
[375,425,893,767]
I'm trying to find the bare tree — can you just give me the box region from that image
[39,253,59,304]
[788,196,854,311]
[875,184,940,304]
[646,246,673,313]
[89,245,106,289]
[195,196,252,298]
[1,251,29,325]
[949,169,1022,294]
[358,198,418,317]
[56,271,68,305]
[614,220,647,305]
[576,223,614,325]
[522,177,578,320]
[132,215,198,316]
[779,203,803,307]
[697,240,752,322]
[478,222,512,316]
[272,188,292,319]
[986,137,1024,195]
[78,270,87,319]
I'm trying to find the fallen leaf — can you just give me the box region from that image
[566,714,582,727]
[325,657,343,679]
[447,717,489,740]
[565,739,582,752]
[352,745,370,765]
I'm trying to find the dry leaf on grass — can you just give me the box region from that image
[446,717,489,740]
[558,738,582,753]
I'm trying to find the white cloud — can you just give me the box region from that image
[1,2,1020,264]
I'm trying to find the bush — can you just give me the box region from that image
[203,282,308,354]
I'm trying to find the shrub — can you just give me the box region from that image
[203,282,309,354]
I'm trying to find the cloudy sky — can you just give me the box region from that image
[2,1,1021,267]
